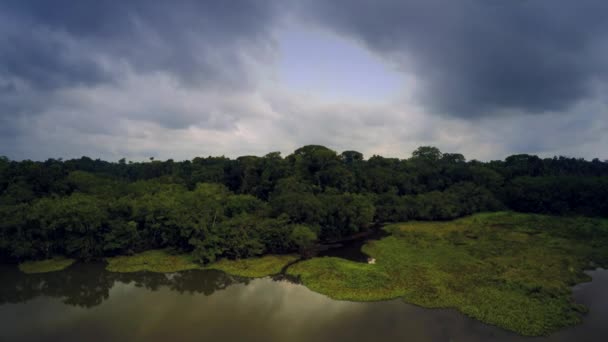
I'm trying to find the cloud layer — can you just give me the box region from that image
[1,0,279,88]
[1,1,607,161]
[300,0,608,117]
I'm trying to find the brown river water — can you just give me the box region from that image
[0,261,606,342]
[0,264,608,341]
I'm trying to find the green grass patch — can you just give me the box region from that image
[105,250,202,273]
[287,212,608,336]
[18,257,75,274]
[206,254,299,278]
[105,249,298,277]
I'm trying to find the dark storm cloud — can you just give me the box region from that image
[299,0,608,117]
[0,0,280,90]
[0,0,282,140]
[1,0,607,162]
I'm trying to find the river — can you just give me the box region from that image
[0,261,606,341]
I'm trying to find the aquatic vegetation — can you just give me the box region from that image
[105,249,298,277]
[287,212,608,336]
[18,257,75,274]
[105,250,201,273]
[206,254,299,278]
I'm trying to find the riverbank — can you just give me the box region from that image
[287,212,608,336]
[17,250,298,278]
[18,256,76,274]
[105,251,298,278]
[12,211,608,336]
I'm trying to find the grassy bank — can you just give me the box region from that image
[206,255,299,278]
[18,257,76,274]
[287,212,608,336]
[105,250,201,273]
[105,249,297,277]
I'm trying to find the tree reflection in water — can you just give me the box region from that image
[0,263,252,308]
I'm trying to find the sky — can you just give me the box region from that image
[1,0,607,162]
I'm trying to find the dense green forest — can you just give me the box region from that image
[1,145,607,263]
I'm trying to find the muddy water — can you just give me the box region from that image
[0,263,606,342]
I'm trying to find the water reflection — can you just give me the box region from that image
[0,263,249,308]
[0,265,606,342]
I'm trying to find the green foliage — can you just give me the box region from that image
[290,145,340,184]
[0,203,33,259]
[206,254,299,278]
[374,182,503,222]
[30,194,109,260]
[66,171,124,197]
[105,249,201,273]
[215,215,265,259]
[189,213,287,264]
[254,215,293,254]
[105,249,298,278]
[289,225,317,256]
[225,194,267,217]
[1,145,607,266]
[412,146,443,161]
[190,235,225,265]
[340,150,364,164]
[505,176,608,216]
[0,181,35,205]
[318,192,375,239]
[270,178,324,225]
[288,212,608,336]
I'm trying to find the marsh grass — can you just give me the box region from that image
[18,257,75,274]
[105,249,297,277]
[287,212,608,336]
[206,254,299,278]
[105,250,201,273]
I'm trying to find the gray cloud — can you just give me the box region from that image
[0,0,282,141]
[299,0,608,117]
[0,0,280,90]
[1,0,607,162]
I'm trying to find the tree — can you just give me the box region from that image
[319,192,375,240]
[442,153,466,164]
[340,150,364,164]
[412,146,443,162]
[289,225,317,257]
[1,145,607,265]
[289,145,340,185]
[255,215,293,253]
[31,194,110,260]
[215,215,264,259]
[225,194,267,217]
[270,178,324,225]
